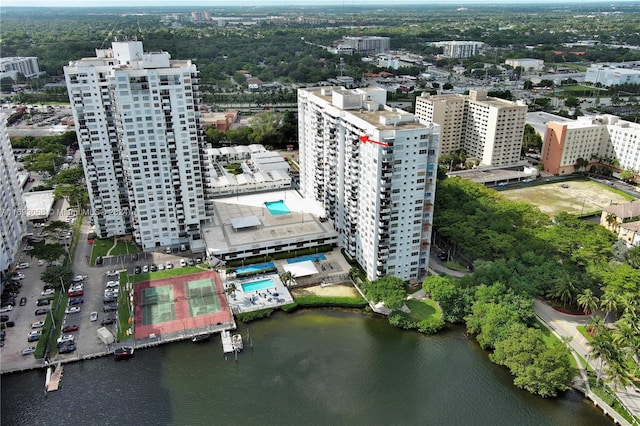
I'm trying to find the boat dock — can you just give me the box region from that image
[45,363,63,392]
[221,330,234,354]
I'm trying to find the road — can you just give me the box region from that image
[535,300,640,422]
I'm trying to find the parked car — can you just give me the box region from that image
[72,275,85,282]
[27,330,41,342]
[105,281,119,288]
[31,321,45,328]
[187,259,195,266]
[157,263,165,271]
[165,262,173,269]
[68,297,84,305]
[101,317,116,326]
[34,308,50,315]
[90,311,98,322]
[37,259,45,266]
[103,297,118,304]
[196,258,202,264]
[68,290,84,297]
[134,266,142,274]
[142,265,149,273]
[59,342,76,354]
[103,304,118,313]
[41,289,55,297]
[19,297,27,306]
[0,305,13,313]
[36,299,51,306]
[180,259,187,267]
[106,270,119,277]
[56,334,75,345]
[69,284,83,291]
[150,264,157,272]
[21,346,36,356]
[65,306,81,314]
[165,247,172,254]
[0,315,9,322]
[17,263,30,269]
[62,324,79,333]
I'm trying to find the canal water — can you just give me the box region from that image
[1,309,612,426]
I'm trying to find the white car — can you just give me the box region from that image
[104,289,119,297]
[68,284,83,292]
[105,281,119,288]
[90,311,98,322]
[37,260,45,266]
[157,263,165,271]
[142,265,149,273]
[28,330,41,338]
[72,275,85,282]
[65,306,81,314]
[165,262,173,269]
[21,347,36,356]
[31,321,45,329]
[56,334,75,344]
[106,270,119,277]
[0,305,13,313]
[17,263,30,269]
[41,289,55,296]
[180,259,187,267]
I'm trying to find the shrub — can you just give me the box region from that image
[294,296,367,309]
[388,310,444,334]
[237,308,274,323]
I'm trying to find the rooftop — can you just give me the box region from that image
[603,201,640,219]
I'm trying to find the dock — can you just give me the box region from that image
[45,363,63,392]
[221,330,234,354]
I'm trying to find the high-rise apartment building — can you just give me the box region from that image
[542,115,640,176]
[434,41,484,59]
[341,36,390,54]
[0,114,27,272]
[298,87,440,282]
[0,57,40,80]
[64,41,206,251]
[415,90,527,166]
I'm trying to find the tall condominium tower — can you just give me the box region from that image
[64,41,206,250]
[0,114,27,272]
[415,90,527,166]
[298,87,440,282]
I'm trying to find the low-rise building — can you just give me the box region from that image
[601,202,640,247]
[505,58,544,72]
[585,64,640,87]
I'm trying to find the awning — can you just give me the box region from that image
[282,260,319,278]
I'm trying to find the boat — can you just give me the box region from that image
[191,333,211,343]
[113,346,134,360]
[232,334,243,352]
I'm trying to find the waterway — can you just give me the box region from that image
[1,310,612,426]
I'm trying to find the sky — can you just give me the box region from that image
[1,0,634,6]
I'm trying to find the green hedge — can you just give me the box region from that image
[225,245,335,268]
[34,290,68,359]
[237,308,274,323]
[293,296,368,309]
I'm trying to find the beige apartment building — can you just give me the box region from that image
[415,90,527,166]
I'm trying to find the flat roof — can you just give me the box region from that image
[23,190,55,220]
[282,260,319,278]
[202,189,336,256]
[449,168,534,184]
[231,216,261,230]
[526,112,573,137]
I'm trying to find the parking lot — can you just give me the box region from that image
[1,213,210,373]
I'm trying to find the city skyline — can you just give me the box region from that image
[1,0,635,7]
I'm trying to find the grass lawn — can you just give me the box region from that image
[405,299,442,322]
[537,320,578,372]
[561,85,607,94]
[501,179,633,218]
[117,271,134,341]
[577,325,594,342]
[91,239,114,265]
[130,266,206,283]
[443,261,468,272]
[110,241,139,256]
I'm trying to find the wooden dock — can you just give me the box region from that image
[221,330,234,354]
[45,364,63,392]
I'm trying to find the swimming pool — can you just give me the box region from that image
[235,261,275,275]
[287,254,326,264]
[241,279,276,292]
[265,200,291,215]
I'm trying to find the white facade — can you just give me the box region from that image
[0,57,40,80]
[434,41,484,59]
[584,65,640,87]
[415,90,527,166]
[505,58,544,72]
[64,41,206,250]
[341,36,390,54]
[298,86,440,282]
[0,114,27,272]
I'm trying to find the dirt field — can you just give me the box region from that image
[500,180,632,217]
[291,284,360,298]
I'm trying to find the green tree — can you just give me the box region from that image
[576,289,599,315]
[600,292,618,322]
[51,167,84,185]
[364,276,407,310]
[27,241,66,265]
[40,265,73,288]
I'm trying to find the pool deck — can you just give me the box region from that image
[223,272,295,314]
[202,189,338,257]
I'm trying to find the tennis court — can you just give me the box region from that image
[134,270,232,340]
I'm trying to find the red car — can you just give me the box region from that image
[62,324,79,333]
[68,290,84,297]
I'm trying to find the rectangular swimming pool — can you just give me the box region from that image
[287,254,326,264]
[265,200,291,215]
[235,262,275,275]
[241,279,276,292]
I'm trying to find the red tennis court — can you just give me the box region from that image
[134,270,232,339]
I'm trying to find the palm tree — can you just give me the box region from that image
[587,315,606,338]
[600,292,618,323]
[589,328,616,387]
[604,213,617,231]
[613,318,640,377]
[546,280,577,309]
[577,289,599,315]
[227,282,237,298]
[279,271,293,288]
[603,357,631,391]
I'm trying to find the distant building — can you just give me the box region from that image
[415,90,528,167]
[340,36,390,54]
[434,41,484,59]
[191,11,211,22]
[0,57,40,80]
[298,86,440,282]
[200,109,239,132]
[505,58,544,72]
[541,115,640,176]
[584,64,640,87]
[0,114,28,273]
[600,202,640,247]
